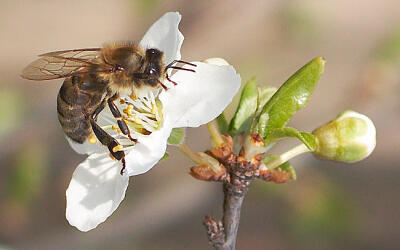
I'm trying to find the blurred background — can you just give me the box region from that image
[0,0,399,249]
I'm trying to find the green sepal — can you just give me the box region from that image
[160,152,170,161]
[228,77,258,135]
[253,57,325,138]
[265,127,317,151]
[262,155,296,180]
[167,128,185,145]
[216,112,229,135]
[278,161,297,180]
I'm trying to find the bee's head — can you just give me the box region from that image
[143,48,164,80]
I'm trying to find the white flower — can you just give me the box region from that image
[65,12,241,231]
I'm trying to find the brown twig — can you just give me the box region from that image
[192,134,290,250]
[219,183,247,250]
[199,138,258,249]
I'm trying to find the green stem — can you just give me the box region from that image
[207,120,225,147]
[177,143,203,165]
[264,143,310,169]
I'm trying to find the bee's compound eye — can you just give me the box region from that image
[149,68,156,75]
[148,49,156,55]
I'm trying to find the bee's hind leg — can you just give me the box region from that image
[91,101,127,175]
[107,94,137,143]
[90,118,127,175]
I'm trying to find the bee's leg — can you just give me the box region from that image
[90,118,127,175]
[92,98,106,121]
[107,95,138,143]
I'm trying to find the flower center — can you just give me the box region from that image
[90,90,164,151]
[120,90,164,135]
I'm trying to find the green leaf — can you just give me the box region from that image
[229,77,258,135]
[257,86,277,112]
[254,57,325,138]
[262,155,296,180]
[216,112,229,134]
[167,128,185,145]
[265,127,317,151]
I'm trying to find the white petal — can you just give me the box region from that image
[125,123,172,176]
[160,62,241,128]
[66,153,129,232]
[67,137,105,155]
[140,12,183,64]
[202,57,230,66]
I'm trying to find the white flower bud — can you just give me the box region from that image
[312,110,376,163]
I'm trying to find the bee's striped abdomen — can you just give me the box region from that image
[57,75,106,143]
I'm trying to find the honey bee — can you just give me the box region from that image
[22,42,196,173]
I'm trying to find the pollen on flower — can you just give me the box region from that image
[123,104,134,116]
[134,114,142,125]
[109,153,116,160]
[100,90,163,157]
[130,92,137,100]
[88,134,97,144]
[112,145,124,153]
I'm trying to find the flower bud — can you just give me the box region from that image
[312,110,376,162]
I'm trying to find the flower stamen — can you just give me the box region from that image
[101,90,164,162]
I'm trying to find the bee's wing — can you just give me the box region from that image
[21,48,111,80]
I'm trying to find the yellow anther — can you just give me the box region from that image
[130,93,137,100]
[123,104,134,115]
[88,134,97,144]
[112,145,123,153]
[128,105,134,113]
[120,99,126,104]
[112,125,118,130]
[134,114,141,124]
[117,129,121,134]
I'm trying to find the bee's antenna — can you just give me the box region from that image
[167,66,196,73]
[164,60,197,87]
[172,60,197,67]
[166,74,178,86]
[157,79,169,90]
[165,60,197,72]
